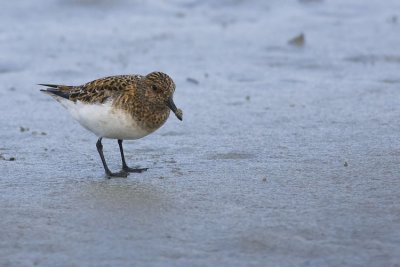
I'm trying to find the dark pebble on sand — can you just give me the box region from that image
[288,33,305,46]
[186,77,199,85]
[1,155,16,161]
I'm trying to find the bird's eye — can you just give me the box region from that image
[152,85,158,91]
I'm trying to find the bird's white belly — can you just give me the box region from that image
[60,99,149,140]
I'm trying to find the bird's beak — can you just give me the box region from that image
[166,96,183,121]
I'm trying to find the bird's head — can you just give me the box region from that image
[143,71,182,121]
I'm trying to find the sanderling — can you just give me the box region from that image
[40,72,183,178]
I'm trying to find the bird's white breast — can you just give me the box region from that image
[58,98,150,140]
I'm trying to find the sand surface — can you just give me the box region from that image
[1,0,400,266]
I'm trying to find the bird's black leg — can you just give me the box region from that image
[118,139,148,173]
[96,138,127,178]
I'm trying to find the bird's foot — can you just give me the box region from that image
[106,170,128,178]
[122,166,148,173]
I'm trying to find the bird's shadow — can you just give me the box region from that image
[71,178,173,218]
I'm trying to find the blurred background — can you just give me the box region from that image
[1,0,400,266]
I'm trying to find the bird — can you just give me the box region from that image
[39,71,183,178]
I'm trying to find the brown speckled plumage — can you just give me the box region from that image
[40,71,181,131]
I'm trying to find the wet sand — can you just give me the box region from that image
[1,0,400,266]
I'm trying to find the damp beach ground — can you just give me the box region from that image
[1,0,400,266]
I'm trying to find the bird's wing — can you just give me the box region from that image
[39,75,141,104]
